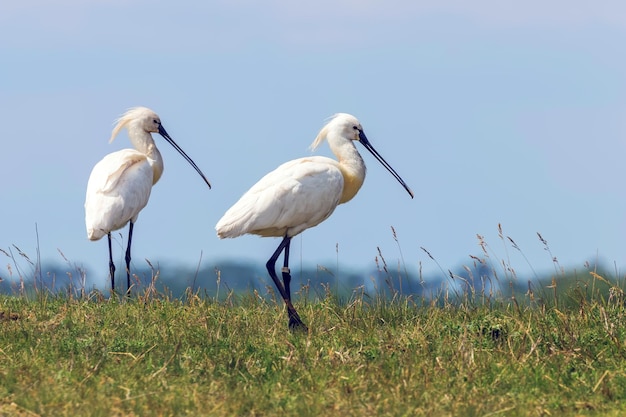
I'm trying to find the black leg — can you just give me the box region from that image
[125,221,134,295]
[282,239,292,303]
[266,236,290,301]
[266,235,307,331]
[108,233,116,292]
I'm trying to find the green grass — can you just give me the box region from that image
[1,280,626,417]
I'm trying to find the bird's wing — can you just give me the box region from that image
[92,150,147,194]
[85,150,153,240]
[216,156,344,238]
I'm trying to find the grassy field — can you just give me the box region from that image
[1,272,626,417]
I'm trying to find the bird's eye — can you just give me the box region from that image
[352,125,358,130]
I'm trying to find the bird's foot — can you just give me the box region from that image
[288,314,308,333]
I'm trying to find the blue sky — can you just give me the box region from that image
[1,1,625,288]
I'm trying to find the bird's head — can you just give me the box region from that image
[310,113,364,151]
[109,107,162,143]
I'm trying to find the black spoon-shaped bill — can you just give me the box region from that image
[158,124,211,188]
[357,130,414,198]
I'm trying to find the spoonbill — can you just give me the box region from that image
[85,107,211,293]
[215,113,413,330]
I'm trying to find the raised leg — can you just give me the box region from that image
[107,233,116,292]
[125,221,134,295]
[266,235,307,331]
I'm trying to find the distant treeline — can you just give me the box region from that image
[1,258,622,307]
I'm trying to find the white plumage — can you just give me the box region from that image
[86,149,154,240]
[216,156,344,238]
[216,113,413,330]
[85,107,211,293]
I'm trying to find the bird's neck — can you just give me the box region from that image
[148,146,164,184]
[335,141,366,204]
[129,126,164,185]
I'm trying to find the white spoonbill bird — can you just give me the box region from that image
[215,113,413,330]
[85,107,211,293]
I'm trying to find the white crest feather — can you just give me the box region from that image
[109,107,155,144]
